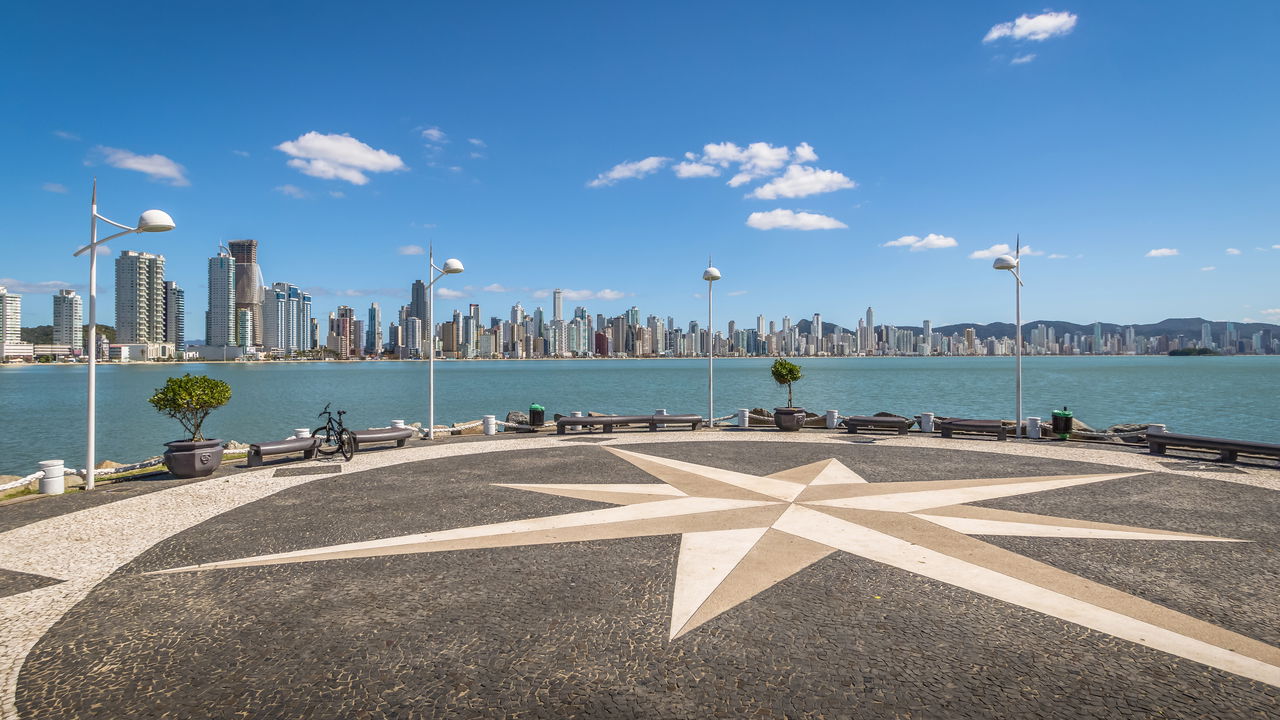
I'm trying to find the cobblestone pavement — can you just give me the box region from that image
[2,432,1278,718]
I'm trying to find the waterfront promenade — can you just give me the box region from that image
[0,428,1277,718]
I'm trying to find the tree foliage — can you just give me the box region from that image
[148,374,232,441]
[770,358,804,408]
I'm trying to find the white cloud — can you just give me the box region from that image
[1145,248,1179,257]
[468,138,486,147]
[700,142,792,186]
[674,161,721,178]
[437,287,469,299]
[305,286,408,298]
[969,243,1012,259]
[482,283,512,293]
[470,152,485,159]
[0,277,78,294]
[329,190,345,198]
[1019,245,1045,256]
[448,165,463,172]
[746,209,847,231]
[275,131,407,186]
[750,164,855,199]
[793,142,818,164]
[96,146,190,186]
[883,233,958,252]
[274,184,307,198]
[1048,253,1068,259]
[588,156,670,187]
[53,130,80,141]
[397,245,425,256]
[596,289,626,301]
[532,288,628,301]
[1273,245,1280,250]
[1201,266,1216,271]
[1260,308,1280,317]
[422,127,447,143]
[1226,247,1241,255]
[984,11,1079,43]
[232,149,250,157]
[727,290,749,297]
[42,182,68,194]
[1011,53,1037,65]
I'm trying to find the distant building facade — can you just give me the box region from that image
[114,250,166,344]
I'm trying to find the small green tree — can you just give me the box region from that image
[770,358,803,408]
[148,374,232,441]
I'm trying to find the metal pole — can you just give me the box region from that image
[86,181,98,490]
[427,248,435,441]
[1015,271,1022,439]
[707,279,713,426]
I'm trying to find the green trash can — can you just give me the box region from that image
[529,403,546,428]
[1051,407,1073,440]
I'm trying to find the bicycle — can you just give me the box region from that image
[314,402,355,461]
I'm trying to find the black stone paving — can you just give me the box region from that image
[0,567,62,599]
[14,441,1280,719]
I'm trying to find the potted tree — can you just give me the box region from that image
[149,373,232,478]
[770,358,807,431]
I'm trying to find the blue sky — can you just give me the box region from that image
[4,1,1279,331]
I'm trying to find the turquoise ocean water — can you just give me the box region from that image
[1,356,1277,476]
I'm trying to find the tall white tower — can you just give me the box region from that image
[207,247,236,347]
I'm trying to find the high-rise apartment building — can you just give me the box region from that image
[228,239,264,346]
[366,302,383,354]
[164,281,185,351]
[53,289,83,348]
[114,250,166,343]
[410,280,428,326]
[553,289,564,322]
[206,247,236,346]
[0,286,21,344]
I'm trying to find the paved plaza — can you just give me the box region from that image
[1,431,1277,718]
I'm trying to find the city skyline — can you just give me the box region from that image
[4,3,1279,329]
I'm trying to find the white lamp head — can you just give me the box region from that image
[991,255,1018,271]
[136,209,176,233]
[703,266,722,282]
[442,258,464,274]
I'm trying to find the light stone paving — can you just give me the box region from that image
[0,429,1276,719]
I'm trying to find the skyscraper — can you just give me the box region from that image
[164,281,185,351]
[228,239,263,346]
[0,286,21,344]
[261,284,289,353]
[53,289,83,349]
[114,250,166,343]
[410,280,428,325]
[864,307,875,352]
[206,247,236,347]
[366,302,382,354]
[553,289,564,322]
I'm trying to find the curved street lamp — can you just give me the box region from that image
[426,247,464,440]
[703,263,721,428]
[992,251,1023,438]
[72,180,175,489]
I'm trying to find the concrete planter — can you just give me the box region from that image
[773,407,807,432]
[163,439,224,479]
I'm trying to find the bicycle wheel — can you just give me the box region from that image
[337,429,355,462]
[314,426,339,455]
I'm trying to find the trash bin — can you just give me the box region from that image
[529,403,546,428]
[1051,407,1073,440]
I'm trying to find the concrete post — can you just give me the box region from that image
[920,413,935,433]
[391,419,405,429]
[571,411,584,418]
[483,415,497,436]
[38,460,65,495]
[825,410,839,429]
[1027,417,1041,440]
[654,408,667,428]
[738,408,749,428]
[293,428,311,439]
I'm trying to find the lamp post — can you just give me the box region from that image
[992,251,1023,438]
[72,180,175,489]
[702,263,721,427]
[426,246,464,439]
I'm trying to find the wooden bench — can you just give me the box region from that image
[248,436,320,467]
[937,419,1008,441]
[1147,428,1280,465]
[557,414,702,435]
[349,427,415,451]
[841,415,914,435]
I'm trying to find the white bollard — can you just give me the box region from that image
[920,413,935,433]
[38,460,65,495]
[738,408,750,428]
[654,408,667,428]
[483,415,497,436]
[1027,417,1041,439]
[571,411,584,418]
[825,410,839,429]
[391,419,405,429]
[293,428,311,439]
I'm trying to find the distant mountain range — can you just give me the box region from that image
[795,317,1280,341]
